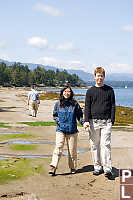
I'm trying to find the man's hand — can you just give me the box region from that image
[83,122,90,129]
[37,100,40,104]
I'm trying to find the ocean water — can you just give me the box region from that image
[41,87,133,108]
[114,88,133,108]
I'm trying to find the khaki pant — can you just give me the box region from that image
[89,119,112,173]
[29,101,38,117]
[50,132,78,170]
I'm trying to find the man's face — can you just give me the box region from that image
[94,72,104,85]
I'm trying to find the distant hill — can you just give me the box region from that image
[0,58,133,82]
[0,59,57,71]
[67,69,94,82]
[0,59,93,82]
[0,59,15,66]
[17,63,94,82]
[105,73,133,81]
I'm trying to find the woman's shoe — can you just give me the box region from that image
[71,169,76,174]
[93,169,103,176]
[49,166,56,176]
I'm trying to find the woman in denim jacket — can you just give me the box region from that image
[49,86,83,176]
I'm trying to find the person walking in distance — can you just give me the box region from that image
[49,86,83,176]
[27,85,40,117]
[84,67,115,178]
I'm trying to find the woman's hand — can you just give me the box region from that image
[83,122,90,129]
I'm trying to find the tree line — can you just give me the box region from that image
[0,62,85,87]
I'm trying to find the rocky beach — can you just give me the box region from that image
[0,87,132,200]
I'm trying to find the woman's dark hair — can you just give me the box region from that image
[59,86,75,107]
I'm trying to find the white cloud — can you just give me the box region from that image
[67,60,84,70]
[2,54,132,75]
[0,54,10,60]
[28,37,47,49]
[34,3,63,17]
[35,57,127,73]
[69,60,81,65]
[109,64,133,73]
[0,40,5,48]
[56,42,75,51]
[27,37,76,52]
[122,25,133,32]
[34,56,83,69]
[83,63,133,74]
[36,56,61,67]
[83,64,99,74]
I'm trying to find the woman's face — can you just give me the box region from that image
[63,88,71,99]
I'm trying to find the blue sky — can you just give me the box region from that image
[0,0,133,74]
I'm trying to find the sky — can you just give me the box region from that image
[0,0,133,74]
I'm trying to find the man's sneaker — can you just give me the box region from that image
[49,166,56,176]
[71,169,76,174]
[104,171,113,179]
[93,169,103,176]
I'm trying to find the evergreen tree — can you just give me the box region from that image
[0,62,85,87]
[0,62,10,85]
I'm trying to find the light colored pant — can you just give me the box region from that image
[89,119,112,173]
[50,132,78,169]
[29,101,38,117]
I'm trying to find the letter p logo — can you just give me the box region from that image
[122,170,132,183]
[120,169,133,200]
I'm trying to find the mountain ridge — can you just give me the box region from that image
[0,59,133,81]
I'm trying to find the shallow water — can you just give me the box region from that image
[2,140,55,145]
[80,139,89,142]
[62,149,88,156]
[42,88,133,108]
[20,154,52,158]
[0,132,24,135]
[0,149,88,159]
[0,157,9,160]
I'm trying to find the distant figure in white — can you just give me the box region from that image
[27,85,40,117]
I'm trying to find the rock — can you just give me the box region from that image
[120,111,127,115]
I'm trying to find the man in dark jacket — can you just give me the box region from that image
[84,67,115,178]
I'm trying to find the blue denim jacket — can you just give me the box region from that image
[53,100,83,134]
